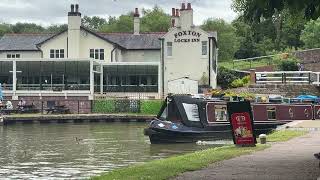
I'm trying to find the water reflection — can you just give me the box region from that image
[0,123,231,179]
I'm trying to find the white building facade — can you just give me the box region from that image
[0,3,217,100]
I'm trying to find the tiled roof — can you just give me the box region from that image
[99,32,165,50]
[0,33,54,51]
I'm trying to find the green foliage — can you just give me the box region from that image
[93,99,162,115]
[141,6,171,32]
[140,100,163,115]
[11,23,45,33]
[231,75,250,88]
[232,0,320,22]
[217,66,241,89]
[301,18,320,48]
[82,16,107,30]
[202,18,240,61]
[267,130,307,142]
[278,59,298,71]
[99,6,170,33]
[93,100,115,113]
[92,145,268,180]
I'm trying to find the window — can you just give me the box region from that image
[167,42,172,57]
[6,53,21,59]
[202,41,208,55]
[49,49,65,58]
[267,106,276,120]
[90,49,104,60]
[182,103,200,122]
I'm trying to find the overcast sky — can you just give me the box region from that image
[0,0,237,26]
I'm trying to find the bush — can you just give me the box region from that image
[93,99,115,113]
[140,100,163,115]
[278,59,298,71]
[230,75,250,88]
[217,66,241,89]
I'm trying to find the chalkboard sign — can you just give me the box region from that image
[227,101,256,146]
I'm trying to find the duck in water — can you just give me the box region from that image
[75,137,83,144]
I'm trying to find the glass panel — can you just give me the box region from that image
[90,49,94,58]
[202,41,208,55]
[16,54,20,58]
[95,49,99,59]
[55,50,60,58]
[182,103,200,121]
[167,42,172,56]
[60,49,64,58]
[6,54,11,58]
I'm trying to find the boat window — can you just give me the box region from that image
[160,107,167,119]
[215,105,227,122]
[182,103,200,122]
[267,106,276,120]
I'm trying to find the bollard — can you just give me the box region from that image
[259,134,267,144]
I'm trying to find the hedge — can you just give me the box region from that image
[93,99,163,115]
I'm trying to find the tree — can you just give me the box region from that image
[201,18,239,61]
[141,6,170,32]
[232,0,320,22]
[0,23,12,36]
[11,23,45,33]
[301,18,320,48]
[45,24,67,33]
[82,16,107,30]
[99,14,133,33]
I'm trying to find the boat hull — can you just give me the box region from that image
[144,119,285,144]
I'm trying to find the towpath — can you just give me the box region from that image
[175,130,320,180]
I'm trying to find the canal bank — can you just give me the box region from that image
[92,130,307,180]
[0,114,155,125]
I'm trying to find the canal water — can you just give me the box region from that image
[0,122,231,179]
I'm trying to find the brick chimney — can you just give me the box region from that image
[133,8,140,35]
[171,8,180,28]
[180,2,193,29]
[68,4,81,58]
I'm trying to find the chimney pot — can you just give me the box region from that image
[134,8,140,17]
[187,3,192,10]
[176,9,180,16]
[181,3,186,10]
[75,4,79,12]
[71,4,74,12]
[172,8,176,16]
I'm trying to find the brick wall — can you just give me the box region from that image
[2,96,92,114]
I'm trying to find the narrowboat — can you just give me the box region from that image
[144,95,306,144]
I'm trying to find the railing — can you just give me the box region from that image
[255,71,320,85]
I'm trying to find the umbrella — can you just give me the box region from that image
[0,83,3,101]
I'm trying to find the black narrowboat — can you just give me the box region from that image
[144,95,287,144]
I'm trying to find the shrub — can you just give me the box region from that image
[217,66,240,89]
[93,99,115,113]
[278,59,298,71]
[140,100,163,115]
[230,75,250,88]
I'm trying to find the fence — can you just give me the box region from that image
[255,71,320,86]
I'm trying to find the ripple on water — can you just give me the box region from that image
[0,123,227,179]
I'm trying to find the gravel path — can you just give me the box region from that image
[175,131,320,180]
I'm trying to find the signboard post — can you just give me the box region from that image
[227,101,256,147]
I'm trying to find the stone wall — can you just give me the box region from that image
[293,49,320,72]
[233,84,320,97]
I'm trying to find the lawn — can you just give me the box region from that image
[219,58,279,70]
[91,130,307,180]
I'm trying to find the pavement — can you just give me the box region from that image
[175,122,320,180]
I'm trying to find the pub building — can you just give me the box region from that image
[0,3,218,112]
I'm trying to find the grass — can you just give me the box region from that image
[267,130,307,142]
[91,130,306,180]
[219,58,279,70]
